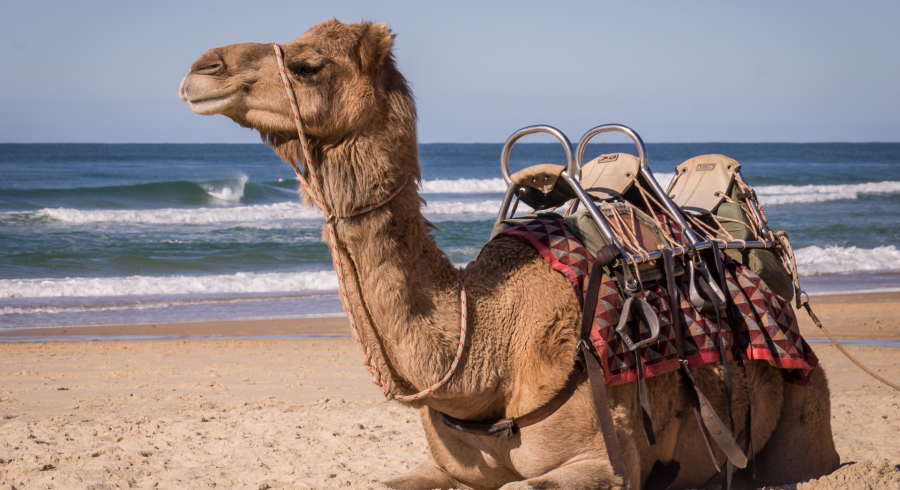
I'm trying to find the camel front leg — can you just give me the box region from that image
[498,459,624,490]
[380,459,466,490]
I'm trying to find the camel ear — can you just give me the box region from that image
[358,22,394,74]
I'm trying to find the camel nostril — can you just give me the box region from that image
[192,62,224,76]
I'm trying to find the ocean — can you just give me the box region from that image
[2,142,900,331]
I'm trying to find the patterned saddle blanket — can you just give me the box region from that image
[499,218,818,387]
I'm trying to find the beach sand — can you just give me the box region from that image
[1,292,899,489]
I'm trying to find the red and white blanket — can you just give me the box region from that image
[499,218,818,387]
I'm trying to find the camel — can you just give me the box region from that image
[178,19,840,489]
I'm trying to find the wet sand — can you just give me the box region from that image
[0,292,898,488]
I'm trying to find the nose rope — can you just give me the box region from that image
[272,43,468,402]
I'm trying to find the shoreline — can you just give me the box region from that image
[1,290,898,343]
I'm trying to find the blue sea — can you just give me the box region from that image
[2,142,900,330]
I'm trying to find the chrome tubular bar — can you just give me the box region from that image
[500,125,578,186]
[497,124,777,268]
[576,124,705,246]
[560,172,629,258]
[496,125,628,256]
[575,123,648,174]
[621,239,775,265]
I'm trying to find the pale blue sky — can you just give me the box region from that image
[1,1,898,143]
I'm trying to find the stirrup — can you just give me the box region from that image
[615,296,661,351]
[687,257,727,314]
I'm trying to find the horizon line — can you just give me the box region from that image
[2,141,900,145]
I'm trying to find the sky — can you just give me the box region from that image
[1,1,898,144]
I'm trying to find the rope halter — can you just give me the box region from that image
[272,43,468,402]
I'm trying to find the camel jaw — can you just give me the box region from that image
[179,74,239,116]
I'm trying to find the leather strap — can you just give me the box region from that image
[735,350,756,479]
[514,366,582,429]
[581,341,631,489]
[661,249,685,358]
[636,354,656,446]
[581,248,631,489]
[439,246,632,487]
[709,250,738,489]
[438,366,583,439]
[678,361,722,471]
[665,250,747,471]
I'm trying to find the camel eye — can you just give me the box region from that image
[296,64,321,77]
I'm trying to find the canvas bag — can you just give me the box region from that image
[668,154,794,301]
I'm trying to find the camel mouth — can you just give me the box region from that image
[185,93,239,115]
[179,74,240,115]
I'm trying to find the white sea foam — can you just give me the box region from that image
[0,294,335,317]
[420,178,507,194]
[0,271,338,299]
[422,200,506,216]
[756,181,900,205]
[18,202,322,225]
[3,246,898,302]
[794,245,900,275]
[6,178,899,227]
[200,174,248,202]
[420,173,676,194]
[653,173,676,188]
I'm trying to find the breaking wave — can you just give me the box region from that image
[1,200,506,226]
[1,202,322,226]
[0,270,339,299]
[199,174,249,202]
[794,245,900,275]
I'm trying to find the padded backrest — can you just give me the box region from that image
[579,153,641,201]
[510,163,576,210]
[667,154,741,214]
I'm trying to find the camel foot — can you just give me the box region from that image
[498,459,624,490]
[380,460,462,490]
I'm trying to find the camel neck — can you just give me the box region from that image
[318,133,466,400]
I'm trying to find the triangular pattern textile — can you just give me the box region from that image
[497,218,818,387]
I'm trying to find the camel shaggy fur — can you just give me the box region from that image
[179,19,840,489]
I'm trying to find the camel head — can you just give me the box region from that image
[179,19,416,172]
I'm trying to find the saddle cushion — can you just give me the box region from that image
[495,218,818,388]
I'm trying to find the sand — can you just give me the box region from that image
[1,292,899,489]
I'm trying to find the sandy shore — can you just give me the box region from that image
[3,291,898,342]
[1,292,899,488]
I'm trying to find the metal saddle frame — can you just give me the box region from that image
[491,124,899,489]
[496,124,766,487]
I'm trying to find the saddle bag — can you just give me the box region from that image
[667,154,794,301]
